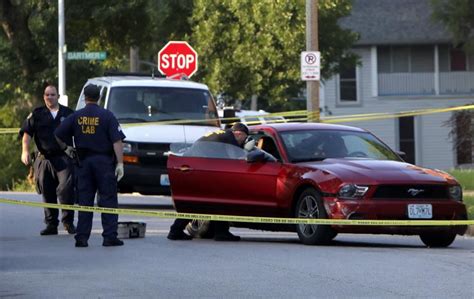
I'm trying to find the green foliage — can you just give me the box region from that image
[463,194,473,219]
[191,0,358,110]
[448,169,474,190]
[0,134,27,191]
[11,177,35,192]
[1,0,360,189]
[431,0,474,54]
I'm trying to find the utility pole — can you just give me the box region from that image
[130,46,140,72]
[58,0,67,106]
[306,0,319,122]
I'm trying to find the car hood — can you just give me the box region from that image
[300,159,457,185]
[121,124,218,144]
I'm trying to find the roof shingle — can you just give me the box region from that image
[340,0,453,45]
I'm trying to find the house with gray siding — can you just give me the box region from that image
[322,0,474,170]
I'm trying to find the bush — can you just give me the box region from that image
[0,134,29,190]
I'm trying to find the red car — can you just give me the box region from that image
[167,123,467,247]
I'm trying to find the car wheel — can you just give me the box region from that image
[186,220,215,239]
[419,232,456,248]
[295,188,335,245]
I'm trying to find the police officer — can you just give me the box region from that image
[55,84,126,247]
[167,122,249,242]
[20,84,76,235]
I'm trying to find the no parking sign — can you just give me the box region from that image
[301,51,320,81]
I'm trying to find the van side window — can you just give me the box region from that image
[99,87,107,108]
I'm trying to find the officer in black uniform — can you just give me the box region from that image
[55,84,126,248]
[167,122,249,242]
[19,84,76,235]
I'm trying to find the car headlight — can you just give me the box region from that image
[338,184,369,199]
[449,186,463,202]
[123,142,132,154]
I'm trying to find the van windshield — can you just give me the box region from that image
[107,87,220,127]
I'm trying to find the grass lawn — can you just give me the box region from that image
[448,169,474,220]
[448,169,474,190]
[464,194,474,220]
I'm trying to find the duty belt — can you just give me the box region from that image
[38,151,65,159]
[76,148,113,160]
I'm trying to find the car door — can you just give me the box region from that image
[167,150,282,216]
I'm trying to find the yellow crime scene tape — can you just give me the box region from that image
[0,104,472,133]
[1,198,472,226]
[1,104,473,227]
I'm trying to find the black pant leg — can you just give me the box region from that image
[35,158,59,227]
[75,159,97,242]
[213,221,230,235]
[94,156,119,240]
[54,156,75,224]
[170,218,190,233]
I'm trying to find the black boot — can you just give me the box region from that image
[40,225,58,236]
[214,232,240,241]
[103,238,124,247]
[167,231,193,240]
[75,240,88,247]
[63,223,76,234]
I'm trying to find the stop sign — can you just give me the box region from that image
[158,41,198,78]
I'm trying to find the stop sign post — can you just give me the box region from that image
[158,41,198,78]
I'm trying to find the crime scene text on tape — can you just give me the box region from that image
[1,198,472,226]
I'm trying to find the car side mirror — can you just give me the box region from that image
[246,150,266,163]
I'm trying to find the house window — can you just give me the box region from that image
[450,48,467,71]
[378,46,434,73]
[398,116,415,164]
[439,45,471,71]
[339,65,357,102]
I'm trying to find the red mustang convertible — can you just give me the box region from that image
[167,123,467,247]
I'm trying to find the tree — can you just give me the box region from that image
[431,0,474,54]
[0,0,156,190]
[190,0,359,110]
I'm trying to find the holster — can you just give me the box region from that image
[32,153,43,195]
[65,147,81,167]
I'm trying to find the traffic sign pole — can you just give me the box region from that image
[306,0,320,122]
[58,0,67,106]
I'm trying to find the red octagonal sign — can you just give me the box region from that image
[158,41,198,78]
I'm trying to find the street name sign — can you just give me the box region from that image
[67,52,107,60]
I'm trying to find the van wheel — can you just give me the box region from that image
[419,232,456,248]
[295,188,335,245]
[186,220,214,239]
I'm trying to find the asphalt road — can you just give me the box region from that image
[1,192,473,298]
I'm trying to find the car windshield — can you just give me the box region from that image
[107,87,219,126]
[280,129,401,162]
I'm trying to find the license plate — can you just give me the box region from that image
[408,204,432,219]
[160,174,170,186]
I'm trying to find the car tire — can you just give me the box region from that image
[186,220,215,239]
[295,188,336,245]
[419,232,456,248]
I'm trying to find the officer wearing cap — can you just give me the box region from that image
[55,84,126,247]
[167,122,249,242]
[19,84,76,236]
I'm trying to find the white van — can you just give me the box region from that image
[76,74,220,194]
